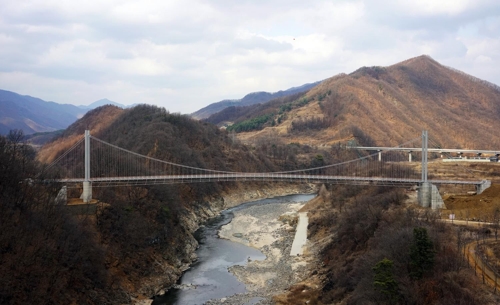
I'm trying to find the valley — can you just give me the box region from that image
[3,55,500,305]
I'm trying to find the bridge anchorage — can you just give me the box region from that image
[47,130,490,209]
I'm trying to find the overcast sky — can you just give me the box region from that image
[1,0,499,114]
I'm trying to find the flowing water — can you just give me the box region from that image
[152,193,314,305]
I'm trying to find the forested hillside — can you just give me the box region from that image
[27,104,328,303]
[213,55,500,149]
[276,185,497,305]
[0,130,125,304]
[191,81,320,120]
[204,92,308,129]
[6,54,500,304]
[37,105,125,164]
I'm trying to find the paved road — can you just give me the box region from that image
[442,219,493,227]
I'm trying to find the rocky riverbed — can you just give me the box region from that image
[136,188,316,305]
[210,196,315,304]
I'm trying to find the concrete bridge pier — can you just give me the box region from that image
[418,182,445,209]
[81,181,92,203]
[476,180,491,194]
[418,182,432,208]
[378,150,382,162]
[409,151,412,162]
[55,186,67,205]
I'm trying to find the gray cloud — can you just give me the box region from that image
[233,36,293,52]
[0,0,499,113]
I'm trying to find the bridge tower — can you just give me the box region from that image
[81,130,92,203]
[418,130,432,208]
[418,130,445,209]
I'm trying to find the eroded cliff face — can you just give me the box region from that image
[133,183,316,302]
[133,198,225,299]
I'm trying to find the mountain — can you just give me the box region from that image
[23,130,64,146]
[0,90,87,135]
[78,98,129,110]
[218,55,500,150]
[191,81,321,120]
[37,105,125,164]
[30,65,499,303]
[36,104,290,299]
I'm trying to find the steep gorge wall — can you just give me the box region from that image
[136,182,316,299]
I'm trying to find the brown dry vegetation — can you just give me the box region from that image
[444,184,500,221]
[0,131,126,304]
[211,55,500,149]
[15,104,331,304]
[478,241,500,277]
[37,105,124,163]
[8,53,500,304]
[275,185,498,305]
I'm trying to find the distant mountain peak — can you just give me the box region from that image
[95,98,114,103]
[393,54,439,68]
[78,99,127,110]
[207,55,500,150]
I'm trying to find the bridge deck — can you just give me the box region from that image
[350,146,500,155]
[56,174,484,186]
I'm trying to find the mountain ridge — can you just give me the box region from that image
[78,98,137,110]
[218,55,500,150]
[0,89,87,135]
[190,81,321,119]
[0,90,136,135]
[31,56,500,303]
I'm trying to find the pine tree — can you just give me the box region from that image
[373,258,400,304]
[409,227,435,280]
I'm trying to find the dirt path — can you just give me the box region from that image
[465,239,500,291]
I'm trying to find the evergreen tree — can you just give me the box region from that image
[373,258,400,304]
[409,227,435,280]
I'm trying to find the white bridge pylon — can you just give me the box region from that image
[44,130,488,204]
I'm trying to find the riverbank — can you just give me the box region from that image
[212,195,315,304]
[129,183,316,304]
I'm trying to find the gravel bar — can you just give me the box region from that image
[210,200,312,305]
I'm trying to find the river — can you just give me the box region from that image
[152,193,314,305]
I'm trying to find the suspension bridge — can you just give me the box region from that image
[44,130,491,208]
